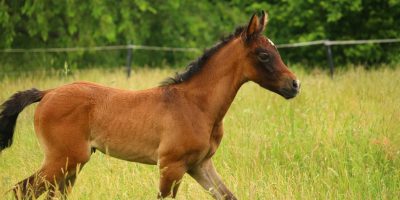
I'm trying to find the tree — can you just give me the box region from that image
[0,0,399,72]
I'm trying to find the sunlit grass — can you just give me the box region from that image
[1,66,399,199]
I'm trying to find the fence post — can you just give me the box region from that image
[324,40,334,78]
[126,43,132,78]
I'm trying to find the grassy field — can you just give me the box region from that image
[0,66,399,199]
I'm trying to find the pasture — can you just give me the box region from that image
[0,66,399,199]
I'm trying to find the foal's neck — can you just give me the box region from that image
[177,39,246,123]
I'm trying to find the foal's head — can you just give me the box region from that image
[239,11,300,99]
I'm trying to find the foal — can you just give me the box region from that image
[0,11,300,199]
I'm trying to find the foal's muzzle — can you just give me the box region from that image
[279,79,300,99]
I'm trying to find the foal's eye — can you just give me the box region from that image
[258,52,270,63]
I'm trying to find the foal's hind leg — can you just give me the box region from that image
[13,162,66,200]
[46,162,86,199]
[28,102,92,199]
[56,168,79,196]
[13,158,87,200]
[13,171,48,200]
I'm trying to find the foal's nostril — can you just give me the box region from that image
[292,80,300,90]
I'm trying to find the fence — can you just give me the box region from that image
[276,39,400,77]
[1,38,400,77]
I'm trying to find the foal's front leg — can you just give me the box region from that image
[157,159,187,199]
[188,159,237,200]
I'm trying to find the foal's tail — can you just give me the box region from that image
[0,88,44,152]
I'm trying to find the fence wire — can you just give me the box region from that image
[1,38,399,77]
[1,38,399,53]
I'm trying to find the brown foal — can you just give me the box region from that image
[0,11,300,199]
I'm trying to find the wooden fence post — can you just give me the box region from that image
[126,43,132,78]
[325,41,335,78]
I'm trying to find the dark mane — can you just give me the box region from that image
[160,26,245,86]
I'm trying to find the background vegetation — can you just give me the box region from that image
[1,0,400,72]
[0,66,399,199]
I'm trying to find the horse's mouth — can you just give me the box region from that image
[278,88,299,99]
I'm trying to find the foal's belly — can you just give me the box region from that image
[88,89,166,165]
[90,130,160,165]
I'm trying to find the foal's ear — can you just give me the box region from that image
[246,13,260,38]
[259,11,268,32]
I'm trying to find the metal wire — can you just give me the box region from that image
[1,38,399,53]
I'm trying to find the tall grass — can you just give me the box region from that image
[0,66,399,199]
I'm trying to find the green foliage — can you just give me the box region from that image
[0,0,399,71]
[265,0,400,66]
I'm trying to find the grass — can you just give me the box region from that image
[0,66,399,199]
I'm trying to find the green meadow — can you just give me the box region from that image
[0,66,399,199]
